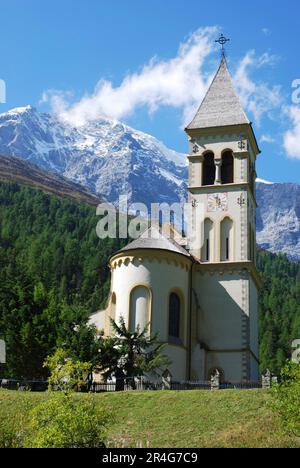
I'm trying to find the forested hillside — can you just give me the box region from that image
[0,181,299,378]
[258,251,300,372]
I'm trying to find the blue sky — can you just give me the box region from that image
[0,0,300,183]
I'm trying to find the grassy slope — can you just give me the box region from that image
[0,389,299,448]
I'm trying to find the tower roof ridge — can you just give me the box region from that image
[186,56,250,130]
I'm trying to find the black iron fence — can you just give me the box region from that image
[220,381,263,390]
[0,378,48,392]
[92,380,164,392]
[0,378,263,393]
[91,379,262,392]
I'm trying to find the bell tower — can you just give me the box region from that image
[186,55,260,263]
[185,50,261,382]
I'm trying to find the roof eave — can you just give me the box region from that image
[185,122,261,156]
[109,247,193,265]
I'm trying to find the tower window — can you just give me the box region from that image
[169,293,181,340]
[221,151,234,184]
[206,239,210,262]
[202,152,215,186]
[221,217,233,262]
[202,218,214,263]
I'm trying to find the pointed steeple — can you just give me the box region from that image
[186,57,250,130]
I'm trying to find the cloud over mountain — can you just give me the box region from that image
[42,27,283,130]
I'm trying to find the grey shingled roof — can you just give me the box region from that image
[187,57,250,130]
[118,227,191,258]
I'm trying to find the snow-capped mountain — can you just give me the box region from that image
[0,106,187,206]
[256,180,300,261]
[0,106,299,260]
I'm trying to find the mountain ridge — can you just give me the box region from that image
[0,153,101,206]
[0,105,299,260]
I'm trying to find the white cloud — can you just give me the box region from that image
[262,28,271,36]
[283,106,300,159]
[260,134,276,144]
[42,28,283,130]
[43,27,217,127]
[234,51,282,125]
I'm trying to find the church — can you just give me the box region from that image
[90,52,261,384]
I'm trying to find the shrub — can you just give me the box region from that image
[272,362,300,437]
[44,349,92,392]
[25,393,110,448]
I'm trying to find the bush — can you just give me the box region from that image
[44,349,92,392]
[272,362,300,437]
[25,393,110,448]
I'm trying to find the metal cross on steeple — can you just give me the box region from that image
[215,34,230,56]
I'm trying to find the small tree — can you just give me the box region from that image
[44,348,92,392]
[272,361,300,437]
[25,393,110,448]
[96,317,170,389]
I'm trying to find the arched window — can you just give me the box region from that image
[129,286,150,333]
[221,151,234,184]
[202,152,215,186]
[221,217,234,262]
[202,218,214,262]
[168,292,181,341]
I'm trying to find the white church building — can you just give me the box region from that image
[91,55,261,383]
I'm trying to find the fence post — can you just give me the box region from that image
[211,370,220,390]
[162,370,172,390]
[262,369,272,389]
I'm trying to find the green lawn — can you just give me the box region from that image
[0,389,299,448]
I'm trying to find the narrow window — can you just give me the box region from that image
[169,293,180,340]
[206,239,210,262]
[226,237,229,260]
[221,151,234,184]
[202,153,215,186]
[221,217,233,262]
[203,218,214,263]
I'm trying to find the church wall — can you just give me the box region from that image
[195,270,246,350]
[206,352,243,382]
[189,185,250,263]
[192,269,253,382]
[110,252,191,381]
[249,276,259,380]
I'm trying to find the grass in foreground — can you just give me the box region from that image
[0,389,299,448]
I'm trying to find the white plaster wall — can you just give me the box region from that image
[250,354,259,382]
[163,345,188,382]
[190,186,249,263]
[111,253,190,381]
[195,270,245,350]
[89,309,105,330]
[206,351,243,382]
[249,277,259,380]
